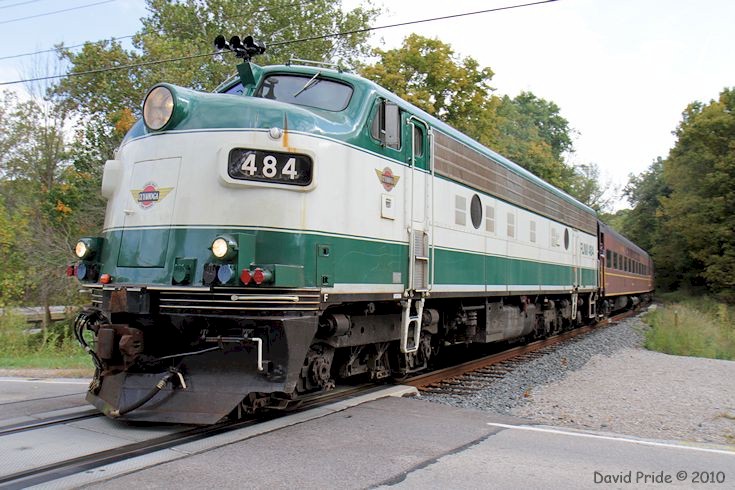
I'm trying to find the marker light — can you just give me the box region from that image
[217,264,235,284]
[252,268,273,285]
[100,274,112,284]
[210,235,238,260]
[240,269,252,285]
[76,263,87,280]
[143,86,174,131]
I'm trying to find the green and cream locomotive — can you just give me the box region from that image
[73,36,608,423]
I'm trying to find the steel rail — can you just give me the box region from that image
[0,409,101,437]
[0,384,383,489]
[405,309,638,388]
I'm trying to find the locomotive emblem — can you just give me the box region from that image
[375,167,400,192]
[130,183,173,209]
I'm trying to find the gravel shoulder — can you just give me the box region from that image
[422,309,735,446]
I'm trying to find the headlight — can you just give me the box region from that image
[143,86,174,130]
[75,238,100,260]
[211,235,238,260]
[75,241,89,259]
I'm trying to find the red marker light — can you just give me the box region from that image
[66,265,75,277]
[240,269,252,285]
[253,268,265,285]
[100,273,112,284]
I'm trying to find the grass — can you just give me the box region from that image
[0,309,94,373]
[643,295,735,360]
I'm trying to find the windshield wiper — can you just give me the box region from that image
[293,72,321,98]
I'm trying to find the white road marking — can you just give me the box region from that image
[0,378,89,385]
[487,422,735,456]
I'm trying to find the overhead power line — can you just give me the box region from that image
[0,35,133,61]
[0,0,558,87]
[0,0,115,25]
[0,0,45,11]
[0,0,315,61]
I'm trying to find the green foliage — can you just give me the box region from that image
[0,311,90,370]
[621,88,735,300]
[644,299,735,360]
[660,89,735,298]
[360,33,497,140]
[598,208,630,233]
[0,195,33,305]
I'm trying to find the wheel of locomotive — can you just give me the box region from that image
[298,344,335,394]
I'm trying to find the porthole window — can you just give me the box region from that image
[470,194,482,229]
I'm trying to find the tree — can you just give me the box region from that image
[360,33,498,140]
[566,162,615,213]
[0,90,83,329]
[621,158,668,252]
[656,88,735,299]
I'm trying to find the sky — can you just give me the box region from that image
[0,0,733,208]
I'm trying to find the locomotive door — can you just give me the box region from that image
[573,232,581,287]
[400,115,433,354]
[405,115,433,294]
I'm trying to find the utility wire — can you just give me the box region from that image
[0,35,133,61]
[0,0,45,11]
[0,0,315,61]
[0,0,558,86]
[0,0,115,25]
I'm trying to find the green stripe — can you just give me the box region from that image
[95,227,596,289]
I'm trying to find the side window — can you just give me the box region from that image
[606,249,611,265]
[370,99,401,150]
[507,212,516,239]
[485,205,495,233]
[455,195,466,226]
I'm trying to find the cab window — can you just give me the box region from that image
[413,125,424,157]
[254,74,353,111]
[371,99,401,150]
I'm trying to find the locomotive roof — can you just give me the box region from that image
[241,63,596,218]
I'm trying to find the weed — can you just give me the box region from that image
[0,309,91,370]
[644,295,735,360]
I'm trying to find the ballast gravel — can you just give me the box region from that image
[421,308,735,446]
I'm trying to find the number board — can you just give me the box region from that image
[228,149,313,186]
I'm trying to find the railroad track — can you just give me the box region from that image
[0,311,639,488]
[0,408,101,437]
[406,309,638,391]
[0,384,384,489]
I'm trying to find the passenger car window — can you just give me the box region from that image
[254,74,353,111]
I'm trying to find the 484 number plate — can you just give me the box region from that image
[228,148,313,186]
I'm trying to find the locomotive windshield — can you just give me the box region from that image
[254,74,353,111]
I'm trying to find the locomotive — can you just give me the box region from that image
[72,36,653,424]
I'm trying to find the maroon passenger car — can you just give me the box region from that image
[598,222,654,313]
